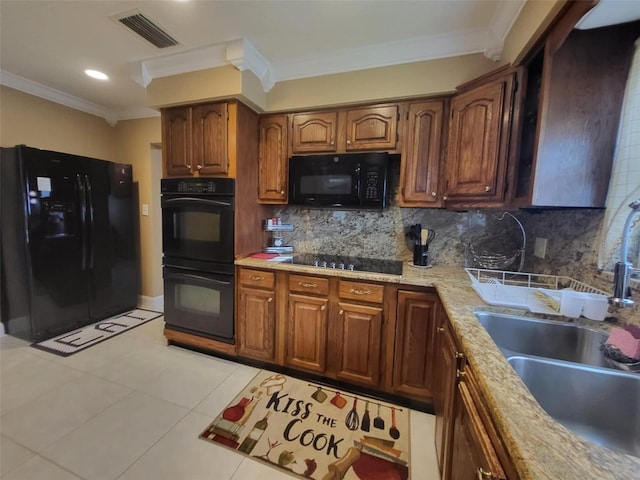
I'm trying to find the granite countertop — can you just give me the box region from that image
[236,257,640,479]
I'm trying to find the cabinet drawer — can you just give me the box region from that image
[289,274,329,296]
[239,269,275,289]
[339,280,384,304]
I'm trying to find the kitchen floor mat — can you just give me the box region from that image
[199,369,410,480]
[30,309,162,357]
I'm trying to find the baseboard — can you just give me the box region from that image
[137,295,164,312]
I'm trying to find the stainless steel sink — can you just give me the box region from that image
[474,311,610,368]
[508,355,640,458]
[474,311,640,457]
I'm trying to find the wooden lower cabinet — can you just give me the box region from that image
[237,269,277,362]
[334,301,383,388]
[450,369,507,480]
[435,311,518,480]
[434,305,461,480]
[237,287,276,362]
[286,294,329,374]
[391,289,439,402]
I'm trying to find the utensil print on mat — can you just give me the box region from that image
[330,391,347,409]
[346,397,360,430]
[373,403,385,430]
[361,400,371,432]
[389,406,400,439]
[311,386,327,403]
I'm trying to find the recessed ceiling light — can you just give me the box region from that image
[85,69,109,80]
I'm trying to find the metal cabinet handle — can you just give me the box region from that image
[187,164,192,170]
[339,309,344,315]
[197,165,203,170]
[443,195,448,200]
[477,467,493,480]
[320,305,326,311]
[431,191,437,197]
[485,186,490,192]
[267,297,273,303]
[280,190,285,194]
[299,282,318,288]
[346,140,352,145]
[349,288,372,295]
[330,140,335,145]
[456,369,466,379]
[436,326,444,333]
[250,275,265,281]
[455,352,464,359]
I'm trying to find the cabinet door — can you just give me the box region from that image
[392,290,438,402]
[434,311,461,480]
[445,75,514,204]
[400,100,445,206]
[450,376,507,480]
[237,286,276,362]
[334,302,383,388]
[291,112,338,153]
[286,294,329,373]
[163,107,193,177]
[192,102,228,175]
[258,115,288,203]
[345,105,398,151]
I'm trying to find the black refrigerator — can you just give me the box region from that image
[1,145,138,341]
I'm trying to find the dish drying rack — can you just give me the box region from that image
[464,212,526,272]
[466,268,609,316]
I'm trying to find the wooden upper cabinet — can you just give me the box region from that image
[162,102,229,177]
[509,19,640,208]
[392,289,439,402]
[191,102,228,175]
[445,70,516,207]
[291,111,338,153]
[290,104,400,154]
[163,107,192,176]
[399,100,446,206]
[258,115,289,204]
[345,105,398,151]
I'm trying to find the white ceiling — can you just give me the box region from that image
[1,0,638,125]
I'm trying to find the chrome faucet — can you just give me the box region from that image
[609,199,640,307]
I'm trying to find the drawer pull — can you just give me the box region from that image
[349,288,372,296]
[456,369,466,379]
[477,467,493,480]
[249,275,265,281]
[436,326,444,333]
[299,282,318,288]
[267,297,273,303]
[320,305,326,311]
[339,309,344,315]
[455,352,464,359]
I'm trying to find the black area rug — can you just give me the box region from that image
[31,309,162,357]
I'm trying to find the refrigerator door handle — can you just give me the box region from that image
[84,175,95,270]
[77,174,88,271]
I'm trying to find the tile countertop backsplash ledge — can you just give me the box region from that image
[235,260,640,480]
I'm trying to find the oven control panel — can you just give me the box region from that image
[161,177,235,195]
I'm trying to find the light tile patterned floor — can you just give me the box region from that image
[0,318,439,480]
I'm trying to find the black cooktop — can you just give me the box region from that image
[288,253,403,275]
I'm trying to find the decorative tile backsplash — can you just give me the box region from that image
[269,160,639,325]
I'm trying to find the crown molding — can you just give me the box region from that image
[131,38,274,92]
[0,70,118,124]
[273,28,492,83]
[226,38,274,91]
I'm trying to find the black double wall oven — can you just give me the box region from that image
[161,178,235,344]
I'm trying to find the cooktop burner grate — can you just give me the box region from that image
[289,253,403,275]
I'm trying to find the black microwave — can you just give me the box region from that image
[288,152,389,209]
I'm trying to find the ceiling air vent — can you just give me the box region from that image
[116,11,179,49]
